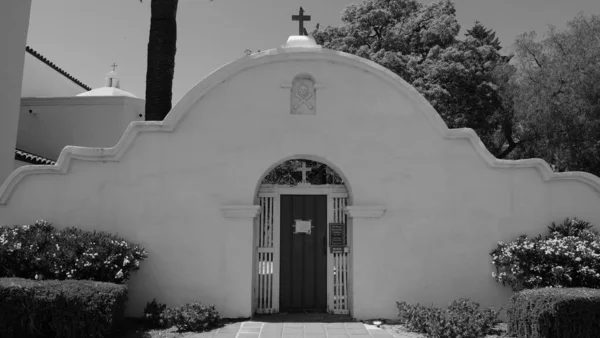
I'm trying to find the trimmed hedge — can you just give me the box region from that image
[507,287,600,338]
[0,277,127,338]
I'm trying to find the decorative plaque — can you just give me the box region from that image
[329,223,346,247]
[291,76,316,115]
[294,219,312,234]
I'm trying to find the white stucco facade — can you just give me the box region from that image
[18,97,145,160]
[1,42,599,319]
[13,160,30,170]
[0,0,32,188]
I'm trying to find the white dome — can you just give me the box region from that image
[76,87,138,98]
[283,35,321,49]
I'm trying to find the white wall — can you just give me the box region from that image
[1,49,599,319]
[21,52,88,97]
[18,97,145,160]
[0,0,31,188]
[13,160,29,170]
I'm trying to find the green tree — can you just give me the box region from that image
[466,20,501,51]
[312,0,516,158]
[508,13,600,175]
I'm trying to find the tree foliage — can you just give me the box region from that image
[312,2,600,176]
[508,13,600,175]
[466,20,501,51]
[312,0,515,158]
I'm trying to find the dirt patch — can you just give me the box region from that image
[379,322,514,338]
[380,323,426,337]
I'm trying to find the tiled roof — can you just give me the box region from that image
[14,149,56,166]
[25,46,91,91]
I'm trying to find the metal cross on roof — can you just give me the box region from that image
[111,63,118,71]
[296,162,311,184]
[292,7,311,36]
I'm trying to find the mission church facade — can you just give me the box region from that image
[2,3,600,320]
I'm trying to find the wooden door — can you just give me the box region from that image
[279,195,327,312]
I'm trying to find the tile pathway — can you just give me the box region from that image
[188,321,400,338]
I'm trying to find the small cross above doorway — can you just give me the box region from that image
[111,63,118,71]
[296,162,311,184]
[292,7,311,36]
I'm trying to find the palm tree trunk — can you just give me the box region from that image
[145,0,179,121]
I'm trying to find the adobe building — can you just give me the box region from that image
[1,36,599,319]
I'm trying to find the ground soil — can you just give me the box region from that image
[380,321,514,338]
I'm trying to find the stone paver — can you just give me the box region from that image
[188,321,399,338]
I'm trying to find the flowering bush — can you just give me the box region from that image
[397,298,500,338]
[490,218,600,291]
[0,220,148,284]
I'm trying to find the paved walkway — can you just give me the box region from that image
[189,321,397,338]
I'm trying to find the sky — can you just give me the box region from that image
[26,0,599,104]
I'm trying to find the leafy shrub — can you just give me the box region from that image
[0,220,148,284]
[396,301,433,333]
[397,298,500,338]
[490,217,600,291]
[547,218,598,238]
[143,298,169,328]
[165,302,221,332]
[0,277,127,338]
[507,287,600,338]
[145,300,221,332]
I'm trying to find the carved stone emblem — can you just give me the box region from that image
[291,77,316,115]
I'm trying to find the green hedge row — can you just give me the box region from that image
[507,287,600,338]
[0,277,127,338]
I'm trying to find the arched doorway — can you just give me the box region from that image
[254,159,351,315]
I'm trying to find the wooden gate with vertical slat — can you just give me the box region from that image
[255,194,278,313]
[331,196,350,314]
[254,184,350,315]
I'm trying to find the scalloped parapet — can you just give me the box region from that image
[3,47,600,204]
